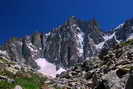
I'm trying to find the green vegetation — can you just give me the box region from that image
[120,39,133,46]
[15,73,43,89]
[0,80,15,89]
[120,65,133,71]
[0,58,8,63]
[0,69,15,78]
[0,57,49,89]
[0,71,47,89]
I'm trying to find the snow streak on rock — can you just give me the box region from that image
[95,42,105,49]
[114,23,124,30]
[77,32,84,57]
[103,32,115,41]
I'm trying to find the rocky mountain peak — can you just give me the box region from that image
[68,16,78,23]
[1,17,133,89]
[125,18,133,26]
[1,17,133,73]
[89,18,98,26]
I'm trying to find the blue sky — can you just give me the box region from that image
[0,0,133,44]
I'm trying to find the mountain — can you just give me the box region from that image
[1,17,133,69]
[1,17,133,89]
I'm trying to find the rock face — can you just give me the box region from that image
[1,17,133,69]
[50,40,133,89]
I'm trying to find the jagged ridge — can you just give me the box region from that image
[1,17,133,74]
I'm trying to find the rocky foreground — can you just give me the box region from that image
[44,40,133,89]
[2,40,133,89]
[0,55,46,89]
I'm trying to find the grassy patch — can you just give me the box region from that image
[120,39,133,46]
[15,73,43,89]
[0,72,47,89]
[0,58,48,89]
[0,80,15,89]
[0,58,8,63]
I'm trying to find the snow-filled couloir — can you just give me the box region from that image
[35,58,66,78]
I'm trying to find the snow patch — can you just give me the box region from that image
[96,32,116,49]
[127,33,133,41]
[114,23,124,30]
[71,24,80,31]
[35,58,66,78]
[0,50,7,55]
[77,32,84,56]
[71,24,84,57]
[27,43,38,58]
[71,24,77,28]
[56,67,66,74]
[104,32,120,43]
[103,32,115,41]
[114,33,121,43]
[45,32,51,36]
[27,43,38,52]
[95,42,105,49]
[39,48,42,50]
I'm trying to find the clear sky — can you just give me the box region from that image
[0,0,133,44]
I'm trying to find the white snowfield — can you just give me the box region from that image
[0,50,7,55]
[35,58,66,78]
